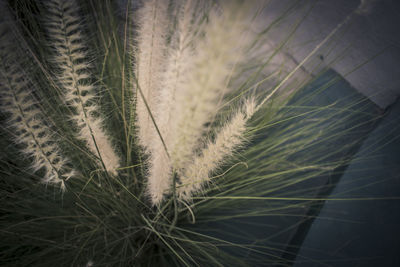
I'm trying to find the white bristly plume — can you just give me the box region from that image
[43,0,120,175]
[0,10,76,189]
[178,99,256,199]
[140,1,257,204]
[168,3,253,176]
[134,0,169,151]
[146,0,196,204]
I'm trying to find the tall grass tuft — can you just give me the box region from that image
[0,0,396,266]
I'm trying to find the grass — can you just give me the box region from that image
[0,0,397,266]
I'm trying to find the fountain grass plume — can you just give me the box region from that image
[0,9,75,189]
[134,0,169,151]
[146,0,197,205]
[178,98,257,199]
[167,2,256,176]
[144,1,258,204]
[43,0,120,175]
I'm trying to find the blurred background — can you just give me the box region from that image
[258,0,400,266]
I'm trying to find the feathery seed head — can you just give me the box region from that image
[140,1,260,203]
[168,3,255,172]
[43,0,121,175]
[178,98,256,200]
[0,12,76,189]
[145,0,198,204]
[134,0,169,151]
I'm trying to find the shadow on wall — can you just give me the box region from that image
[294,97,400,266]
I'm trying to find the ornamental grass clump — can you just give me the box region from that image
[0,0,394,266]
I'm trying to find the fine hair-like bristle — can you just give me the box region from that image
[140,1,257,204]
[146,0,196,205]
[0,11,75,189]
[167,3,253,174]
[134,0,169,152]
[43,0,120,175]
[178,99,256,199]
